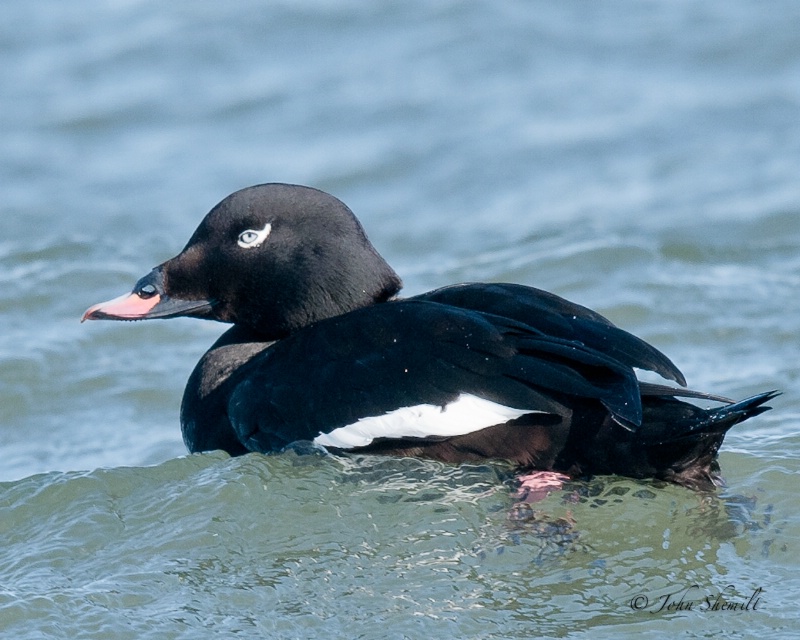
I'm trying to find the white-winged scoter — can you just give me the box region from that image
[83,183,777,490]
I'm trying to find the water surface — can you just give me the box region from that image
[1,1,799,638]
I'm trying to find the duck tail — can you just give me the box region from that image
[637,390,779,490]
[695,389,780,430]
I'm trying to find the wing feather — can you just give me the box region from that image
[413,283,686,386]
[227,299,647,452]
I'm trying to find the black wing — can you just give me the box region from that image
[411,283,687,386]
[227,299,642,453]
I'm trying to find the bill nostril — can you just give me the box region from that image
[138,284,157,298]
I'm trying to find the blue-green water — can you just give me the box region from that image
[1,1,799,638]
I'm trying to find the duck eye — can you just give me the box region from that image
[237,223,272,249]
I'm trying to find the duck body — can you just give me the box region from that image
[84,184,777,490]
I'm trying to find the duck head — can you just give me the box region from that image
[83,183,402,339]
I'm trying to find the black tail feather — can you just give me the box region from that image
[641,390,779,489]
[640,389,780,446]
[699,390,780,430]
[563,390,779,491]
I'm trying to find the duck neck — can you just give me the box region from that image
[179,324,273,454]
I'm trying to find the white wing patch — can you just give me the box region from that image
[313,393,533,449]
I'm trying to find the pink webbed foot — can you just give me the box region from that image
[514,471,570,503]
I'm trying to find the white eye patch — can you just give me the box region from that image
[237,223,272,249]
